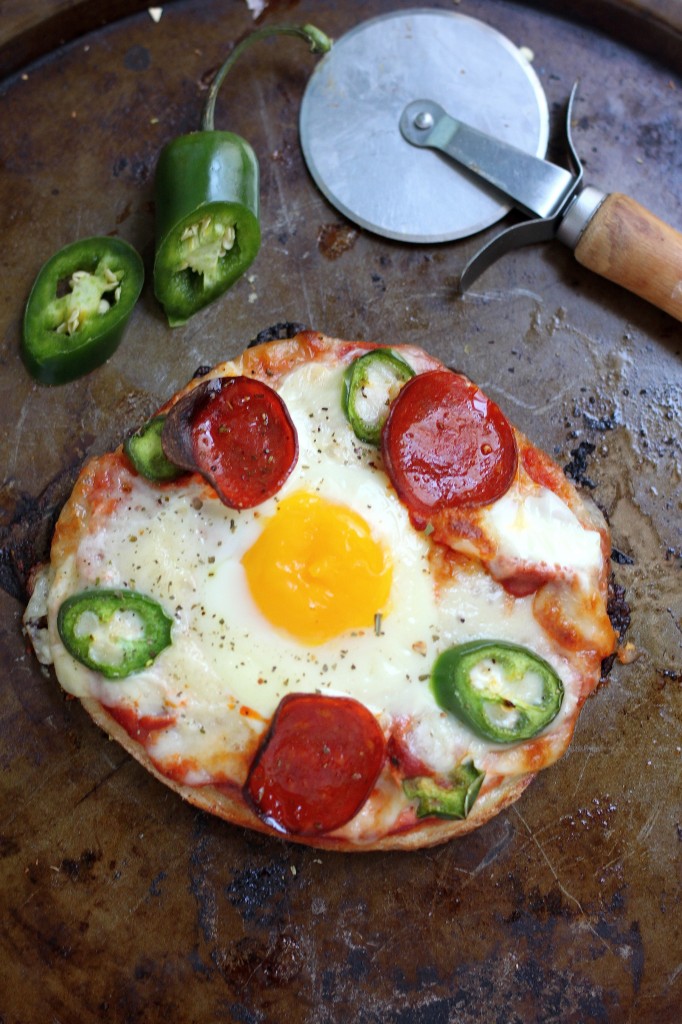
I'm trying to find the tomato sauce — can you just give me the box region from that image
[106,703,176,746]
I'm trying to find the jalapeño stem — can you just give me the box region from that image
[201,23,332,133]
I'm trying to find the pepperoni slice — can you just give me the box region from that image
[244,693,386,836]
[381,370,517,523]
[162,376,298,509]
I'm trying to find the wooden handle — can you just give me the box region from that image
[574,193,682,321]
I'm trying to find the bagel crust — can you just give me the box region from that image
[23,332,616,850]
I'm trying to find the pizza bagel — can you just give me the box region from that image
[23,330,617,850]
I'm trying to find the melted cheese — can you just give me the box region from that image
[484,486,603,574]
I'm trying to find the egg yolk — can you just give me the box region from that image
[241,491,393,645]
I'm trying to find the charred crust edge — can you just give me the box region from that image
[0,464,80,602]
[601,573,632,681]
[248,322,309,348]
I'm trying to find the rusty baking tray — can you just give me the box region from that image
[0,1,680,1021]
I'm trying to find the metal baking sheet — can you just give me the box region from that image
[0,1,680,1020]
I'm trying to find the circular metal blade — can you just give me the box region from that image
[299,9,549,243]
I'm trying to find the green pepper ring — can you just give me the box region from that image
[431,639,564,744]
[342,348,415,444]
[21,236,144,385]
[124,415,183,483]
[57,589,173,680]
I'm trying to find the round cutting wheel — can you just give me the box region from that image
[300,9,549,243]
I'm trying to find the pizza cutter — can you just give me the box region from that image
[299,8,682,321]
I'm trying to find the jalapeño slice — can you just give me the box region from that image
[342,348,415,444]
[403,761,485,820]
[431,640,564,743]
[124,415,183,482]
[58,589,173,679]
[22,236,144,385]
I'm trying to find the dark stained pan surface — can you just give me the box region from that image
[0,1,680,1021]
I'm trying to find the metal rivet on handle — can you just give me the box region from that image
[414,111,434,130]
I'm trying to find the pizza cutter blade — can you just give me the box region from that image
[300,9,682,321]
[299,8,549,243]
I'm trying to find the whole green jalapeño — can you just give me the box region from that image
[21,236,144,385]
[153,133,261,326]
[153,23,331,326]
[57,589,173,679]
[431,640,564,744]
